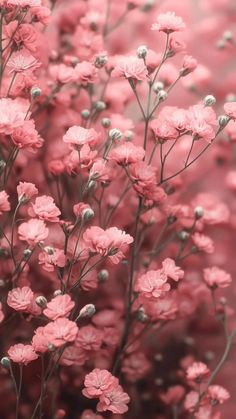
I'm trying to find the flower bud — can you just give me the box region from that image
[157,90,168,101]
[35,296,47,308]
[141,0,155,12]
[78,304,96,319]
[30,86,41,99]
[1,357,11,369]
[101,118,111,128]
[178,230,189,241]
[218,115,230,127]
[124,130,134,140]
[87,180,97,190]
[82,208,94,221]
[109,128,122,141]
[23,249,32,259]
[48,343,56,351]
[154,353,163,362]
[223,30,233,42]
[137,307,148,322]
[137,45,148,59]
[0,160,6,170]
[153,81,164,93]
[54,289,63,297]
[95,54,108,68]
[216,39,226,49]
[194,206,204,219]
[80,109,90,120]
[44,246,54,255]
[204,95,216,107]
[93,101,106,111]
[98,269,109,283]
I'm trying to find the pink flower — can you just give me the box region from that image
[43,294,75,320]
[75,325,103,352]
[32,327,49,354]
[203,267,232,288]
[207,385,230,404]
[29,195,61,223]
[121,352,151,382]
[74,61,98,84]
[160,385,185,405]
[0,98,29,135]
[224,102,236,120]
[112,56,148,81]
[97,385,130,414]
[7,50,41,74]
[7,286,34,312]
[17,182,38,202]
[11,120,43,152]
[18,219,49,245]
[187,104,217,143]
[150,118,179,141]
[50,64,75,84]
[0,191,10,215]
[83,226,133,264]
[38,248,66,272]
[180,55,198,76]
[43,318,78,347]
[8,344,38,365]
[151,12,186,33]
[109,142,145,165]
[137,270,170,300]
[186,362,210,381]
[63,126,100,148]
[81,410,104,419]
[161,258,184,281]
[82,369,118,398]
[192,233,214,254]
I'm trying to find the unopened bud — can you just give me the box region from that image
[80,109,90,120]
[137,45,148,59]
[141,0,155,12]
[124,130,134,140]
[82,208,94,221]
[44,246,54,255]
[190,245,198,254]
[154,353,163,362]
[223,30,233,42]
[204,95,216,107]
[95,54,108,68]
[101,118,111,128]
[87,180,97,190]
[216,39,226,49]
[109,128,122,141]
[30,86,41,99]
[0,160,6,170]
[54,289,63,297]
[155,378,164,386]
[218,115,230,127]
[98,269,109,283]
[184,336,195,346]
[94,101,106,112]
[78,304,96,319]
[35,296,47,308]
[48,343,56,351]
[153,81,164,93]
[220,296,227,305]
[167,215,177,224]
[137,307,148,322]
[178,231,189,241]
[194,206,204,219]
[1,357,11,369]
[23,249,32,259]
[157,90,168,102]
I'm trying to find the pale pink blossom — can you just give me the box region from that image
[63,126,100,148]
[151,12,186,33]
[109,142,145,165]
[74,61,98,84]
[161,258,184,281]
[82,369,118,398]
[224,102,236,120]
[50,64,75,84]
[112,56,148,81]
[7,50,41,74]
[192,233,214,254]
[97,385,130,414]
[43,294,75,320]
[17,182,38,202]
[8,344,38,365]
[18,219,49,245]
[38,248,66,272]
[29,195,61,223]
[203,267,232,288]
[7,286,34,312]
[43,318,78,347]
[0,191,10,215]
[180,55,198,76]
[137,270,170,300]
[0,98,29,135]
[11,120,43,152]
[186,362,210,381]
[83,226,133,264]
[207,385,230,404]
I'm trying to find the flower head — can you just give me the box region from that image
[151,12,186,34]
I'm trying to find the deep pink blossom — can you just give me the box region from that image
[43,294,75,320]
[0,191,10,215]
[7,286,34,312]
[137,270,170,300]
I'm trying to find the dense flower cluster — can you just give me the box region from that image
[0,0,236,418]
